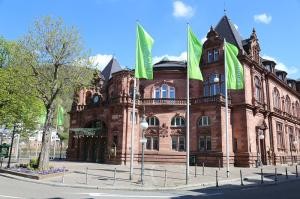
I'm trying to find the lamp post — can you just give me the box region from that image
[214,74,220,95]
[257,130,264,167]
[139,114,148,185]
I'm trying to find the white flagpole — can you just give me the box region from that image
[186,23,190,185]
[129,77,137,180]
[224,38,230,178]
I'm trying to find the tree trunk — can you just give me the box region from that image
[38,107,54,170]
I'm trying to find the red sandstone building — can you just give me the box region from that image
[67,16,300,167]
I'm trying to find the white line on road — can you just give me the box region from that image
[0,194,22,199]
[80,192,173,198]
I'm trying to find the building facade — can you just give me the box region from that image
[67,16,300,167]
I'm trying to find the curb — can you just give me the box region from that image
[0,172,299,191]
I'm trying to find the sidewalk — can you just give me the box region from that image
[1,160,300,190]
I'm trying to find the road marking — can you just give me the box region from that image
[0,194,22,199]
[81,193,173,198]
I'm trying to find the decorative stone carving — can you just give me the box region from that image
[145,127,158,136]
[170,127,186,135]
[159,123,168,137]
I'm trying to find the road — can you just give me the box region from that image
[0,176,299,199]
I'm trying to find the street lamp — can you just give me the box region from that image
[257,130,264,167]
[214,74,219,96]
[139,114,148,185]
[7,123,22,168]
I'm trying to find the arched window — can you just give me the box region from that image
[286,95,291,114]
[296,101,300,118]
[198,116,211,127]
[203,74,225,96]
[171,116,185,127]
[146,116,160,127]
[153,84,175,99]
[273,88,280,109]
[254,76,262,102]
[129,80,134,98]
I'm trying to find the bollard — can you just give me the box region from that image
[202,162,205,176]
[86,167,88,184]
[216,170,219,187]
[113,168,116,185]
[285,167,288,179]
[240,170,244,186]
[275,167,278,183]
[218,158,221,170]
[260,168,264,184]
[194,163,197,177]
[296,165,298,178]
[61,166,65,183]
[164,169,167,187]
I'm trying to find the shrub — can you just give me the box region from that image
[29,158,38,169]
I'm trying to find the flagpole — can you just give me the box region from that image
[224,38,230,178]
[186,23,190,185]
[129,77,137,180]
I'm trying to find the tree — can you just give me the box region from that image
[21,16,93,170]
[0,37,44,130]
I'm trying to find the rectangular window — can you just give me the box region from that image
[276,122,284,149]
[208,50,213,63]
[213,49,219,61]
[199,135,211,151]
[200,116,210,126]
[155,88,160,99]
[146,137,151,150]
[170,87,175,99]
[206,136,211,150]
[199,136,205,151]
[172,136,177,150]
[153,136,159,150]
[179,136,185,151]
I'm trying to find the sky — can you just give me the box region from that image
[0,0,299,79]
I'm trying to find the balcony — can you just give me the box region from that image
[139,98,187,105]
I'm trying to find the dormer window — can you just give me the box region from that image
[207,50,213,63]
[213,49,219,61]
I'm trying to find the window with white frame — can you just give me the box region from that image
[286,95,291,114]
[146,136,159,150]
[171,136,185,151]
[199,135,212,151]
[171,116,185,127]
[153,84,175,99]
[146,117,159,127]
[213,49,219,61]
[254,76,262,102]
[273,88,281,109]
[198,116,211,127]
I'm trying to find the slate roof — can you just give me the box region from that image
[153,60,187,70]
[101,58,122,81]
[215,15,244,50]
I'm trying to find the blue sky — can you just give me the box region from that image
[0,0,299,79]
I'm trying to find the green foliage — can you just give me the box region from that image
[0,37,44,130]
[29,158,39,169]
[20,16,94,169]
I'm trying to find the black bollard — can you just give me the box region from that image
[261,168,264,184]
[275,167,278,183]
[296,165,298,178]
[240,170,244,186]
[216,170,219,187]
[286,167,288,179]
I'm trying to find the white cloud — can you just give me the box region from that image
[254,13,272,24]
[201,36,207,44]
[234,24,239,30]
[89,54,113,71]
[262,55,299,77]
[153,51,187,64]
[173,1,194,18]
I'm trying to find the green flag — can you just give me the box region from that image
[57,105,64,126]
[225,41,244,89]
[188,26,203,80]
[135,23,154,79]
